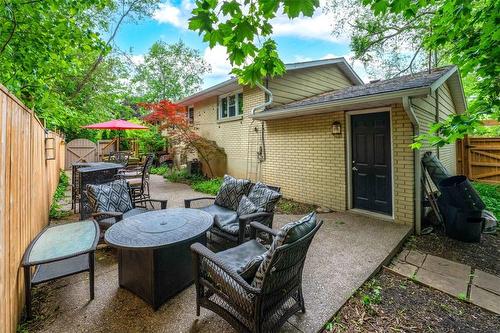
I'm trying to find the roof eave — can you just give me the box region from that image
[251,87,430,120]
[177,77,239,105]
[177,57,364,105]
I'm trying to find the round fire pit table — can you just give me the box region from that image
[104,208,213,309]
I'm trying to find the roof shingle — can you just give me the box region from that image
[266,66,455,112]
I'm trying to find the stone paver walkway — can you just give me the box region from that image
[32,175,412,333]
[389,249,500,314]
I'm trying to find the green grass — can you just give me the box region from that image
[150,165,169,176]
[472,182,500,219]
[160,167,222,195]
[191,178,222,195]
[49,170,70,219]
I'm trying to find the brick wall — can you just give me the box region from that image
[193,95,416,225]
[261,112,347,211]
[192,86,264,178]
[391,104,416,225]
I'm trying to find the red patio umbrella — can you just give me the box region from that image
[82,119,148,130]
[82,119,148,153]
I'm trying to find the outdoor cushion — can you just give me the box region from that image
[216,220,244,236]
[199,204,238,228]
[86,179,133,214]
[214,175,252,211]
[247,182,281,212]
[252,212,317,288]
[237,195,263,216]
[126,177,142,187]
[283,212,318,244]
[216,239,267,279]
[98,208,149,228]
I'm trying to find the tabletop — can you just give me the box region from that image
[23,220,99,266]
[104,208,213,250]
[74,162,123,173]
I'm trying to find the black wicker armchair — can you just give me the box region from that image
[184,183,280,245]
[191,219,323,333]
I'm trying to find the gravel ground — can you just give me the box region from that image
[325,271,500,333]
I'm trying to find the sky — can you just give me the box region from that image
[115,0,369,89]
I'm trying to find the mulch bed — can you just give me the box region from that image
[325,271,500,333]
[409,230,499,276]
[275,198,317,215]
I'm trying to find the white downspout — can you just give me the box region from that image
[246,82,273,180]
[403,96,422,235]
[251,82,273,115]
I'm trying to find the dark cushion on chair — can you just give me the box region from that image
[199,204,238,228]
[283,212,318,244]
[216,221,240,235]
[252,212,317,288]
[247,182,281,212]
[215,175,252,211]
[86,179,133,213]
[237,195,263,216]
[99,208,149,228]
[216,240,267,279]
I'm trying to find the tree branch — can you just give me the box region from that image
[0,6,16,54]
[391,46,422,78]
[72,0,141,97]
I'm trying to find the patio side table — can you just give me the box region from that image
[22,220,99,319]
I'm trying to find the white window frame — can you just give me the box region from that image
[218,90,243,120]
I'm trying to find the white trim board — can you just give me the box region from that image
[345,107,395,220]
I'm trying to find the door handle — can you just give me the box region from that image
[352,166,358,171]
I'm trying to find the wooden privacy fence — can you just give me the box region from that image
[65,138,97,169]
[0,84,65,333]
[457,136,500,184]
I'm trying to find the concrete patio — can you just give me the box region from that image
[31,175,412,333]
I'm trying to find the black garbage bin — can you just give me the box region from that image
[438,176,485,243]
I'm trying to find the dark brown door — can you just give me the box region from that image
[351,112,392,215]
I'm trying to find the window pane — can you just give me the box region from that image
[188,107,194,123]
[228,95,236,117]
[238,93,243,114]
[221,97,227,118]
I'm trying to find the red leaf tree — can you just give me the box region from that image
[141,100,225,177]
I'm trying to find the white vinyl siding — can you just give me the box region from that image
[268,66,354,106]
[412,82,457,175]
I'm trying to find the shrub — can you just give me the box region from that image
[49,170,70,219]
[191,178,222,195]
[473,182,500,219]
[164,168,205,184]
[164,168,189,183]
[151,165,169,175]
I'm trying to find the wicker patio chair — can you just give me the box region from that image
[191,218,323,333]
[86,179,167,241]
[184,183,281,245]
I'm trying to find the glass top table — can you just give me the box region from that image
[22,220,99,319]
[23,220,99,266]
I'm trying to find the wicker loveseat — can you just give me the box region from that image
[185,178,281,245]
[191,213,323,333]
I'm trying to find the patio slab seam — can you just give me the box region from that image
[388,249,500,315]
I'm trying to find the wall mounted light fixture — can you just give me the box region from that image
[332,121,342,135]
[45,134,56,161]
